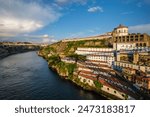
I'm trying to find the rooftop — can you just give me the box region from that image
[116,24,128,29]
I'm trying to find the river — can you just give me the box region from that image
[0,51,106,100]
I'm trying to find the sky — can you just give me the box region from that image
[0,0,150,43]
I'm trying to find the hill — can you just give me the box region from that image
[40,37,113,58]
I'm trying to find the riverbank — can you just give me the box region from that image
[49,65,121,100]
[0,43,40,60]
[38,51,121,100]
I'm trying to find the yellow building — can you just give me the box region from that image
[113,33,150,50]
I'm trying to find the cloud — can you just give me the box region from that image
[55,0,88,5]
[88,6,103,13]
[0,0,61,35]
[129,23,150,34]
[0,33,16,37]
[19,34,57,43]
[42,35,57,43]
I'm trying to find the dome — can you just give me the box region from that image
[116,24,128,29]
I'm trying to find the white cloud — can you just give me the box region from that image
[0,0,61,35]
[51,39,58,43]
[88,6,103,13]
[42,35,57,43]
[42,38,50,43]
[55,0,87,5]
[129,24,150,34]
[43,34,49,38]
[0,33,16,37]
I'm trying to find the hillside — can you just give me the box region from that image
[40,37,113,58]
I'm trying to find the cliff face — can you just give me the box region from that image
[0,44,40,59]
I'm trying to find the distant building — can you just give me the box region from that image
[62,34,111,42]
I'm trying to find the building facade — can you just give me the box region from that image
[113,33,150,50]
[112,24,128,37]
[75,48,115,66]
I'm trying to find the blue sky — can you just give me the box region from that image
[0,0,150,43]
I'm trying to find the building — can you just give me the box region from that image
[61,57,76,63]
[113,33,150,50]
[75,48,115,67]
[75,60,136,99]
[73,24,150,98]
[62,34,111,42]
[112,24,128,37]
[134,77,150,94]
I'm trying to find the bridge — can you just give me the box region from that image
[0,42,46,59]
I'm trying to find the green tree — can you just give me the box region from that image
[67,53,86,62]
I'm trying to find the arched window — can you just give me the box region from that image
[140,43,142,47]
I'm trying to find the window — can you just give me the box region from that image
[130,38,133,41]
[140,38,143,41]
[114,91,117,94]
[107,88,109,90]
[135,38,138,41]
[122,94,125,97]
[140,43,142,47]
[140,35,144,37]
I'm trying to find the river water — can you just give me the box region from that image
[0,51,106,100]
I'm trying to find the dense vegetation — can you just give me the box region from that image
[46,54,76,79]
[94,80,103,89]
[39,38,112,80]
[49,38,112,56]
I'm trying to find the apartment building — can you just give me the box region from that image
[76,61,136,99]
[75,48,115,67]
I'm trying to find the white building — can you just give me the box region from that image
[86,55,114,66]
[75,48,114,55]
[75,48,115,67]
[113,43,136,51]
[112,24,128,37]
